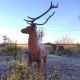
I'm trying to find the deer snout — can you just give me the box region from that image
[21,29,25,33]
[21,29,23,33]
[21,28,28,34]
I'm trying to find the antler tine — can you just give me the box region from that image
[36,12,55,25]
[50,1,53,8]
[24,19,30,22]
[55,3,59,8]
[50,1,59,8]
[27,16,35,19]
[24,19,32,25]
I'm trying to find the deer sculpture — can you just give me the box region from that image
[21,1,58,79]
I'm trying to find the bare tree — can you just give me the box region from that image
[54,35,74,44]
[2,35,12,46]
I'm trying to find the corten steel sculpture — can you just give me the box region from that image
[21,1,58,79]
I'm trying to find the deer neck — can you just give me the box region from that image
[28,31,39,55]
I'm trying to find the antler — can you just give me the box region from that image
[36,12,55,25]
[24,1,59,25]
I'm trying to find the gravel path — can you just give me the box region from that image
[47,55,80,80]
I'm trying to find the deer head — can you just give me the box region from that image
[21,26,37,34]
[21,1,58,34]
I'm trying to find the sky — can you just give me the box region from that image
[0,0,80,44]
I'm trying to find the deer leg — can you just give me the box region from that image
[28,61,32,69]
[37,60,42,76]
[44,55,47,79]
[28,56,32,71]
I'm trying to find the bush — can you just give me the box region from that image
[65,48,73,56]
[8,61,42,80]
[0,43,22,57]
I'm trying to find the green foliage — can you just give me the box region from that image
[5,44,16,53]
[76,44,80,53]
[0,35,22,56]
[5,43,21,53]
[0,43,22,56]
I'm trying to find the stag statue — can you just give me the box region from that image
[21,1,58,79]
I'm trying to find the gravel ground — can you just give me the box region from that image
[0,55,80,80]
[47,55,80,80]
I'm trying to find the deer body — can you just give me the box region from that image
[21,26,48,78]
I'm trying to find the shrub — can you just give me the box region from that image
[8,61,42,80]
[0,43,22,57]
